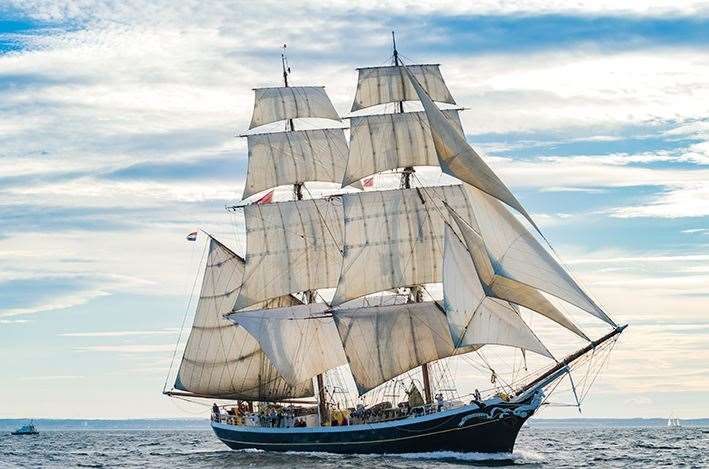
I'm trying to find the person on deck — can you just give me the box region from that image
[212,403,220,422]
[435,393,444,412]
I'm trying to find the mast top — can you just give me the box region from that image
[392,31,400,66]
[281,43,290,87]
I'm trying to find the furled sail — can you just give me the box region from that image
[228,303,348,386]
[175,237,313,400]
[342,110,464,187]
[351,64,456,111]
[332,301,461,395]
[443,225,553,358]
[233,198,344,311]
[250,86,341,129]
[462,185,615,326]
[446,204,588,339]
[401,65,539,233]
[331,185,476,306]
[244,128,349,199]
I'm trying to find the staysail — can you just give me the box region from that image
[401,65,540,232]
[243,128,348,199]
[175,237,313,400]
[443,225,553,358]
[446,204,588,339]
[462,186,615,326]
[343,110,464,187]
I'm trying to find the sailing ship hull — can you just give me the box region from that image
[212,403,531,454]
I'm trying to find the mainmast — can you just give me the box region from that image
[392,31,416,190]
[281,44,328,423]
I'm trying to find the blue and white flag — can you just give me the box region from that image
[186,231,198,241]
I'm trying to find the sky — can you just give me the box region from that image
[1,0,708,420]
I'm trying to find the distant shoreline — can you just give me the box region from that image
[1,417,707,431]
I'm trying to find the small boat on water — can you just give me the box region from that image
[11,422,39,435]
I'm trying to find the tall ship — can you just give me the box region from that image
[164,35,626,454]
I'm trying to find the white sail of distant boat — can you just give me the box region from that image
[667,413,681,427]
[162,33,627,455]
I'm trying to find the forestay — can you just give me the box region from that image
[332,301,460,395]
[442,225,553,359]
[446,205,588,340]
[250,86,341,129]
[402,65,540,233]
[228,304,348,386]
[463,185,615,326]
[343,110,464,187]
[233,198,344,311]
[244,128,348,199]
[351,64,456,111]
[331,185,476,306]
[175,238,314,400]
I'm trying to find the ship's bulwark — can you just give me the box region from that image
[211,405,529,454]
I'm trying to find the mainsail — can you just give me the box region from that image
[332,301,464,395]
[174,237,313,400]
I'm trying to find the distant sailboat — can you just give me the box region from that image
[11,421,39,435]
[667,413,681,427]
[163,33,627,454]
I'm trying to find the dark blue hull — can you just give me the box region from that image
[212,403,532,454]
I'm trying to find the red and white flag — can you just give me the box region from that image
[186,231,198,241]
[255,190,274,204]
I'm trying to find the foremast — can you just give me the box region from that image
[280,45,329,423]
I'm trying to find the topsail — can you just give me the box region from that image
[352,64,456,111]
[250,86,341,129]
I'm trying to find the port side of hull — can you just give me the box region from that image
[211,404,530,454]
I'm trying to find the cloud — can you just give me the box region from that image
[59,329,178,337]
[74,344,176,353]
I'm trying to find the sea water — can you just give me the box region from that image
[1,425,707,468]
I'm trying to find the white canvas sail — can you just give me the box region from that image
[331,185,476,307]
[250,86,341,129]
[402,65,540,232]
[446,204,588,339]
[244,128,348,199]
[463,185,615,326]
[351,64,456,111]
[233,197,344,311]
[175,238,314,400]
[228,303,348,386]
[343,110,464,187]
[443,225,553,358]
[332,301,461,395]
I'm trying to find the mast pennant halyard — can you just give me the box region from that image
[168,38,625,434]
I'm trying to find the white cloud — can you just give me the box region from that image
[59,329,178,337]
[75,344,176,353]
